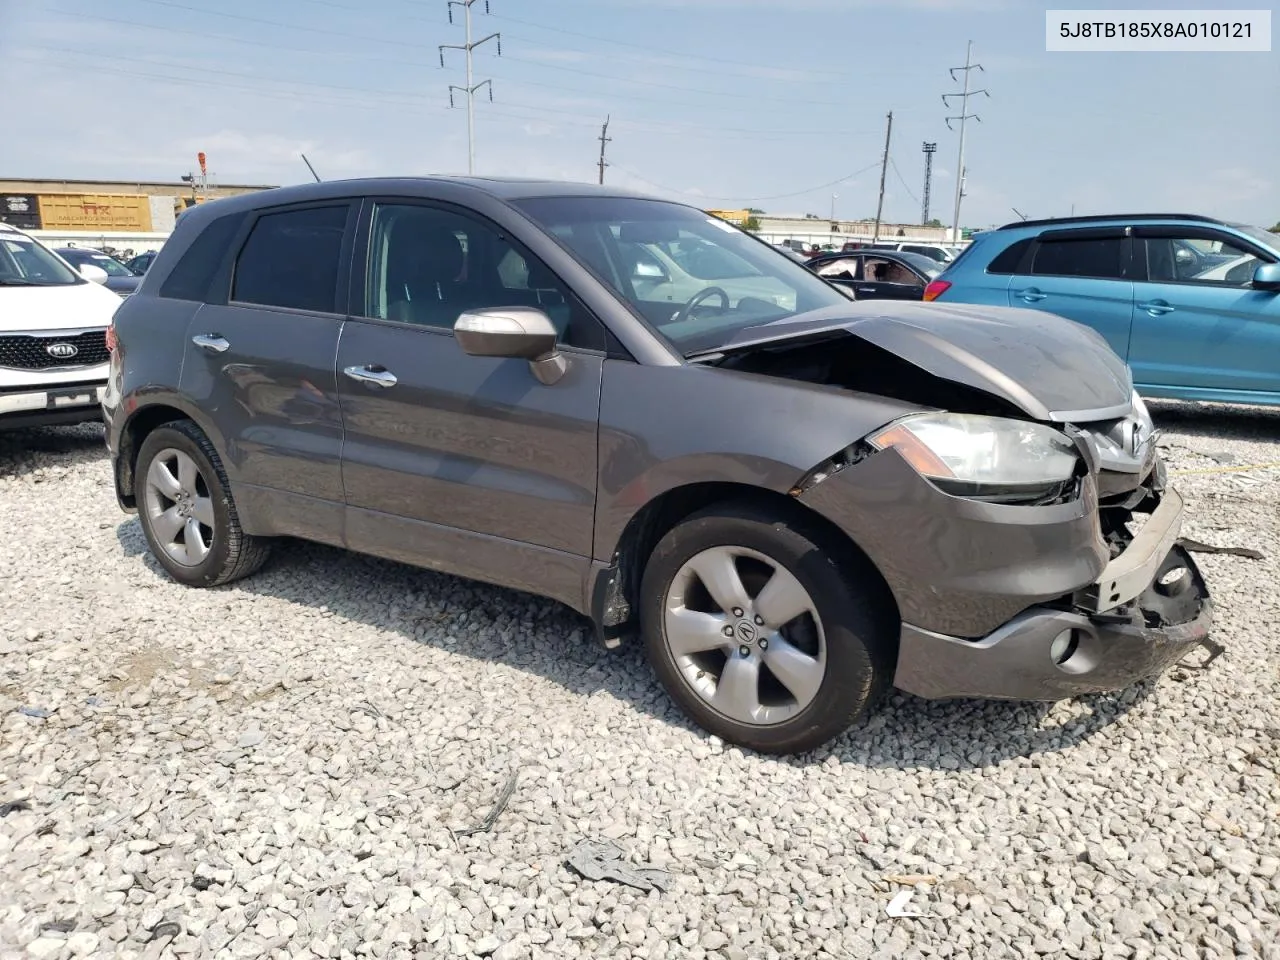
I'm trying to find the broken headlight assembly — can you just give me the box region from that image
[867,413,1081,504]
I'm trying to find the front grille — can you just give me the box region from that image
[0,330,110,370]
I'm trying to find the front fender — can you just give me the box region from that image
[593,359,919,560]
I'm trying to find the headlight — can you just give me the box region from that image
[1131,389,1153,432]
[867,413,1080,503]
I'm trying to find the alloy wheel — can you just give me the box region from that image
[143,448,215,567]
[663,545,827,727]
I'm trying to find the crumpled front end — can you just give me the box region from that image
[798,394,1217,702]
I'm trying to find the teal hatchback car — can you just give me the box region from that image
[925,214,1280,407]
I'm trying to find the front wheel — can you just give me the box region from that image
[135,420,271,587]
[639,503,896,754]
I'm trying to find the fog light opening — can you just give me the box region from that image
[1156,566,1190,596]
[1050,629,1080,666]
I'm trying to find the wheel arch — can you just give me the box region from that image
[589,479,900,648]
[113,397,224,510]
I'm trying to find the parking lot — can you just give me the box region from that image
[2,402,1278,960]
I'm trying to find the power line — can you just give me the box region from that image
[439,0,502,175]
[942,40,989,243]
[610,161,882,205]
[889,157,921,206]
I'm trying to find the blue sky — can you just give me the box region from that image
[1,0,1275,229]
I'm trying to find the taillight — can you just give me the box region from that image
[923,279,951,302]
[105,323,118,352]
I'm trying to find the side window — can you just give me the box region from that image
[864,257,913,284]
[231,205,348,312]
[813,257,860,280]
[1030,236,1125,280]
[1144,235,1261,286]
[364,203,605,351]
[985,238,1032,274]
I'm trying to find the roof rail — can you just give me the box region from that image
[997,213,1224,231]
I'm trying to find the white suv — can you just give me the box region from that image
[0,223,122,430]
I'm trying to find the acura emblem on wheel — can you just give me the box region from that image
[46,342,79,359]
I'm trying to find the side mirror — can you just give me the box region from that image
[633,260,666,281]
[454,307,568,385]
[79,264,109,284]
[1254,262,1280,291]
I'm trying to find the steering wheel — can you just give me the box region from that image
[670,286,730,326]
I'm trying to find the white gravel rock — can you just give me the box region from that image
[2,408,1279,957]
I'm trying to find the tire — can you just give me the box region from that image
[639,501,896,755]
[134,420,271,587]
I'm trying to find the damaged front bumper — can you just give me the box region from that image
[893,487,1217,701]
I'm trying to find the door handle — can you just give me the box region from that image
[1138,300,1176,316]
[857,287,876,294]
[1016,288,1047,302]
[191,333,230,353]
[343,364,398,388]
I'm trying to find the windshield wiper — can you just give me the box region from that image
[0,278,44,286]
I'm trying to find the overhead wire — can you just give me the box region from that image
[610,161,884,205]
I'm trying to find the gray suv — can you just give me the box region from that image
[103,178,1215,754]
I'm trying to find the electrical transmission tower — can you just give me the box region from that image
[942,40,988,243]
[439,0,502,175]
[921,142,937,224]
[597,116,611,185]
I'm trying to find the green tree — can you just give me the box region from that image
[744,216,761,232]
[1269,221,1280,233]
[747,207,765,214]
[925,218,943,228]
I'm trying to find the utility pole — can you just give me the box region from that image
[597,116,611,185]
[830,193,838,222]
[872,111,893,242]
[942,40,988,244]
[921,142,937,224]
[439,0,501,175]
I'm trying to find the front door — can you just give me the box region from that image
[855,256,926,300]
[1006,229,1136,361]
[178,201,354,546]
[1129,229,1280,398]
[335,200,606,604]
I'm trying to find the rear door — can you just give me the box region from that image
[1007,228,1136,360]
[178,201,354,546]
[335,198,605,597]
[1129,227,1280,396]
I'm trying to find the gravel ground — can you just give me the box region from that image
[2,402,1278,960]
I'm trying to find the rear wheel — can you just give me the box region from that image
[640,502,895,754]
[135,420,271,587]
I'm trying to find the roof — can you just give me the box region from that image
[997,213,1225,230]
[1,177,277,190]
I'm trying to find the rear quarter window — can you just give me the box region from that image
[984,237,1034,274]
[159,212,247,302]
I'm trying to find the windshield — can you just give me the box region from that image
[895,251,944,277]
[515,196,850,355]
[60,249,135,277]
[0,233,81,286]
[1230,222,1280,254]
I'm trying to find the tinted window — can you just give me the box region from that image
[363,203,605,351]
[232,205,348,312]
[160,212,246,301]
[986,238,1033,274]
[1030,237,1124,279]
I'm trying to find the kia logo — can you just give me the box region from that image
[46,342,79,360]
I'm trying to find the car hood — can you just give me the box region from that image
[0,280,122,332]
[711,301,1134,422]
